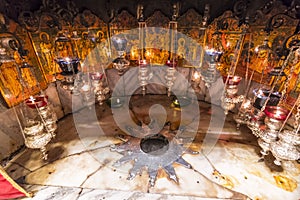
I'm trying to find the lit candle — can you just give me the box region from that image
[193,71,200,80]
[274,110,282,118]
[233,76,239,82]
[65,57,71,63]
[29,96,35,103]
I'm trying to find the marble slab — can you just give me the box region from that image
[3,95,300,200]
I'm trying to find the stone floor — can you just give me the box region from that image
[3,95,300,200]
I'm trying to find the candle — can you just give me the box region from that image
[193,71,200,80]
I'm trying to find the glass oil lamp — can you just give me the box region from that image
[233,98,253,129]
[246,88,281,134]
[54,32,81,91]
[257,106,289,158]
[90,71,110,105]
[24,95,57,135]
[111,36,130,76]
[253,88,281,110]
[200,48,222,88]
[73,72,95,107]
[165,58,177,96]
[73,62,110,107]
[138,59,152,95]
[270,95,300,166]
[191,68,202,92]
[253,38,275,73]
[221,75,244,115]
[18,95,57,160]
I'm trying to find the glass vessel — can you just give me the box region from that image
[258,106,289,157]
[111,36,130,75]
[221,75,244,115]
[19,95,57,160]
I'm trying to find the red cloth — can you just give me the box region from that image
[0,167,30,199]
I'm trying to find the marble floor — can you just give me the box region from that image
[3,95,300,200]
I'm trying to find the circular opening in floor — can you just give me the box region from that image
[140,134,169,156]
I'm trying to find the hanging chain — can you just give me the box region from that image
[260,46,296,113]
[245,33,252,82]
[223,25,247,90]
[294,95,300,129]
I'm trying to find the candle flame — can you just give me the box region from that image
[29,96,35,103]
[193,71,200,80]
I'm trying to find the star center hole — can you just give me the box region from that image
[140,134,169,155]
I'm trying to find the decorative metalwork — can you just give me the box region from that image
[111,122,198,187]
[221,75,244,115]
[233,98,253,129]
[257,106,289,158]
[0,30,47,107]
[270,129,300,166]
[18,0,79,33]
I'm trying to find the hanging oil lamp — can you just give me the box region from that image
[200,48,222,88]
[137,5,152,95]
[269,83,300,166]
[164,4,179,97]
[233,98,253,129]
[270,129,300,166]
[221,75,244,115]
[90,70,110,105]
[111,36,130,75]
[253,88,281,110]
[165,58,177,97]
[138,59,152,95]
[257,106,289,158]
[234,53,255,129]
[246,44,295,138]
[7,35,58,160]
[54,32,81,91]
[191,68,202,92]
[16,94,56,160]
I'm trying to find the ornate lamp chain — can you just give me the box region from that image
[294,96,300,130]
[278,93,300,133]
